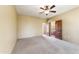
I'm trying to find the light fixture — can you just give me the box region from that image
[39,5,56,16]
[44,10,49,15]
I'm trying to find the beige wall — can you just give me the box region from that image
[49,7,79,44]
[0,6,17,53]
[61,7,79,44]
[18,16,46,39]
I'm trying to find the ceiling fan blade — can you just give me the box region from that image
[40,7,45,10]
[50,11,56,13]
[50,5,55,9]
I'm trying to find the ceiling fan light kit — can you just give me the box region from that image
[39,5,56,16]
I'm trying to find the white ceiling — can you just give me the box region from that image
[16,5,79,18]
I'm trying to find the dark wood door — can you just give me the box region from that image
[55,20,62,39]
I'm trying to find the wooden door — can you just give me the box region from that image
[55,20,62,39]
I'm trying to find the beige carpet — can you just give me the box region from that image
[12,36,79,54]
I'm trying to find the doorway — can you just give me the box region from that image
[50,20,62,39]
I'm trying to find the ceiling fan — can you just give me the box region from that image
[39,5,56,15]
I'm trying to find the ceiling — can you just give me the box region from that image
[16,5,79,18]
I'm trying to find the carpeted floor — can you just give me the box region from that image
[12,36,79,54]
